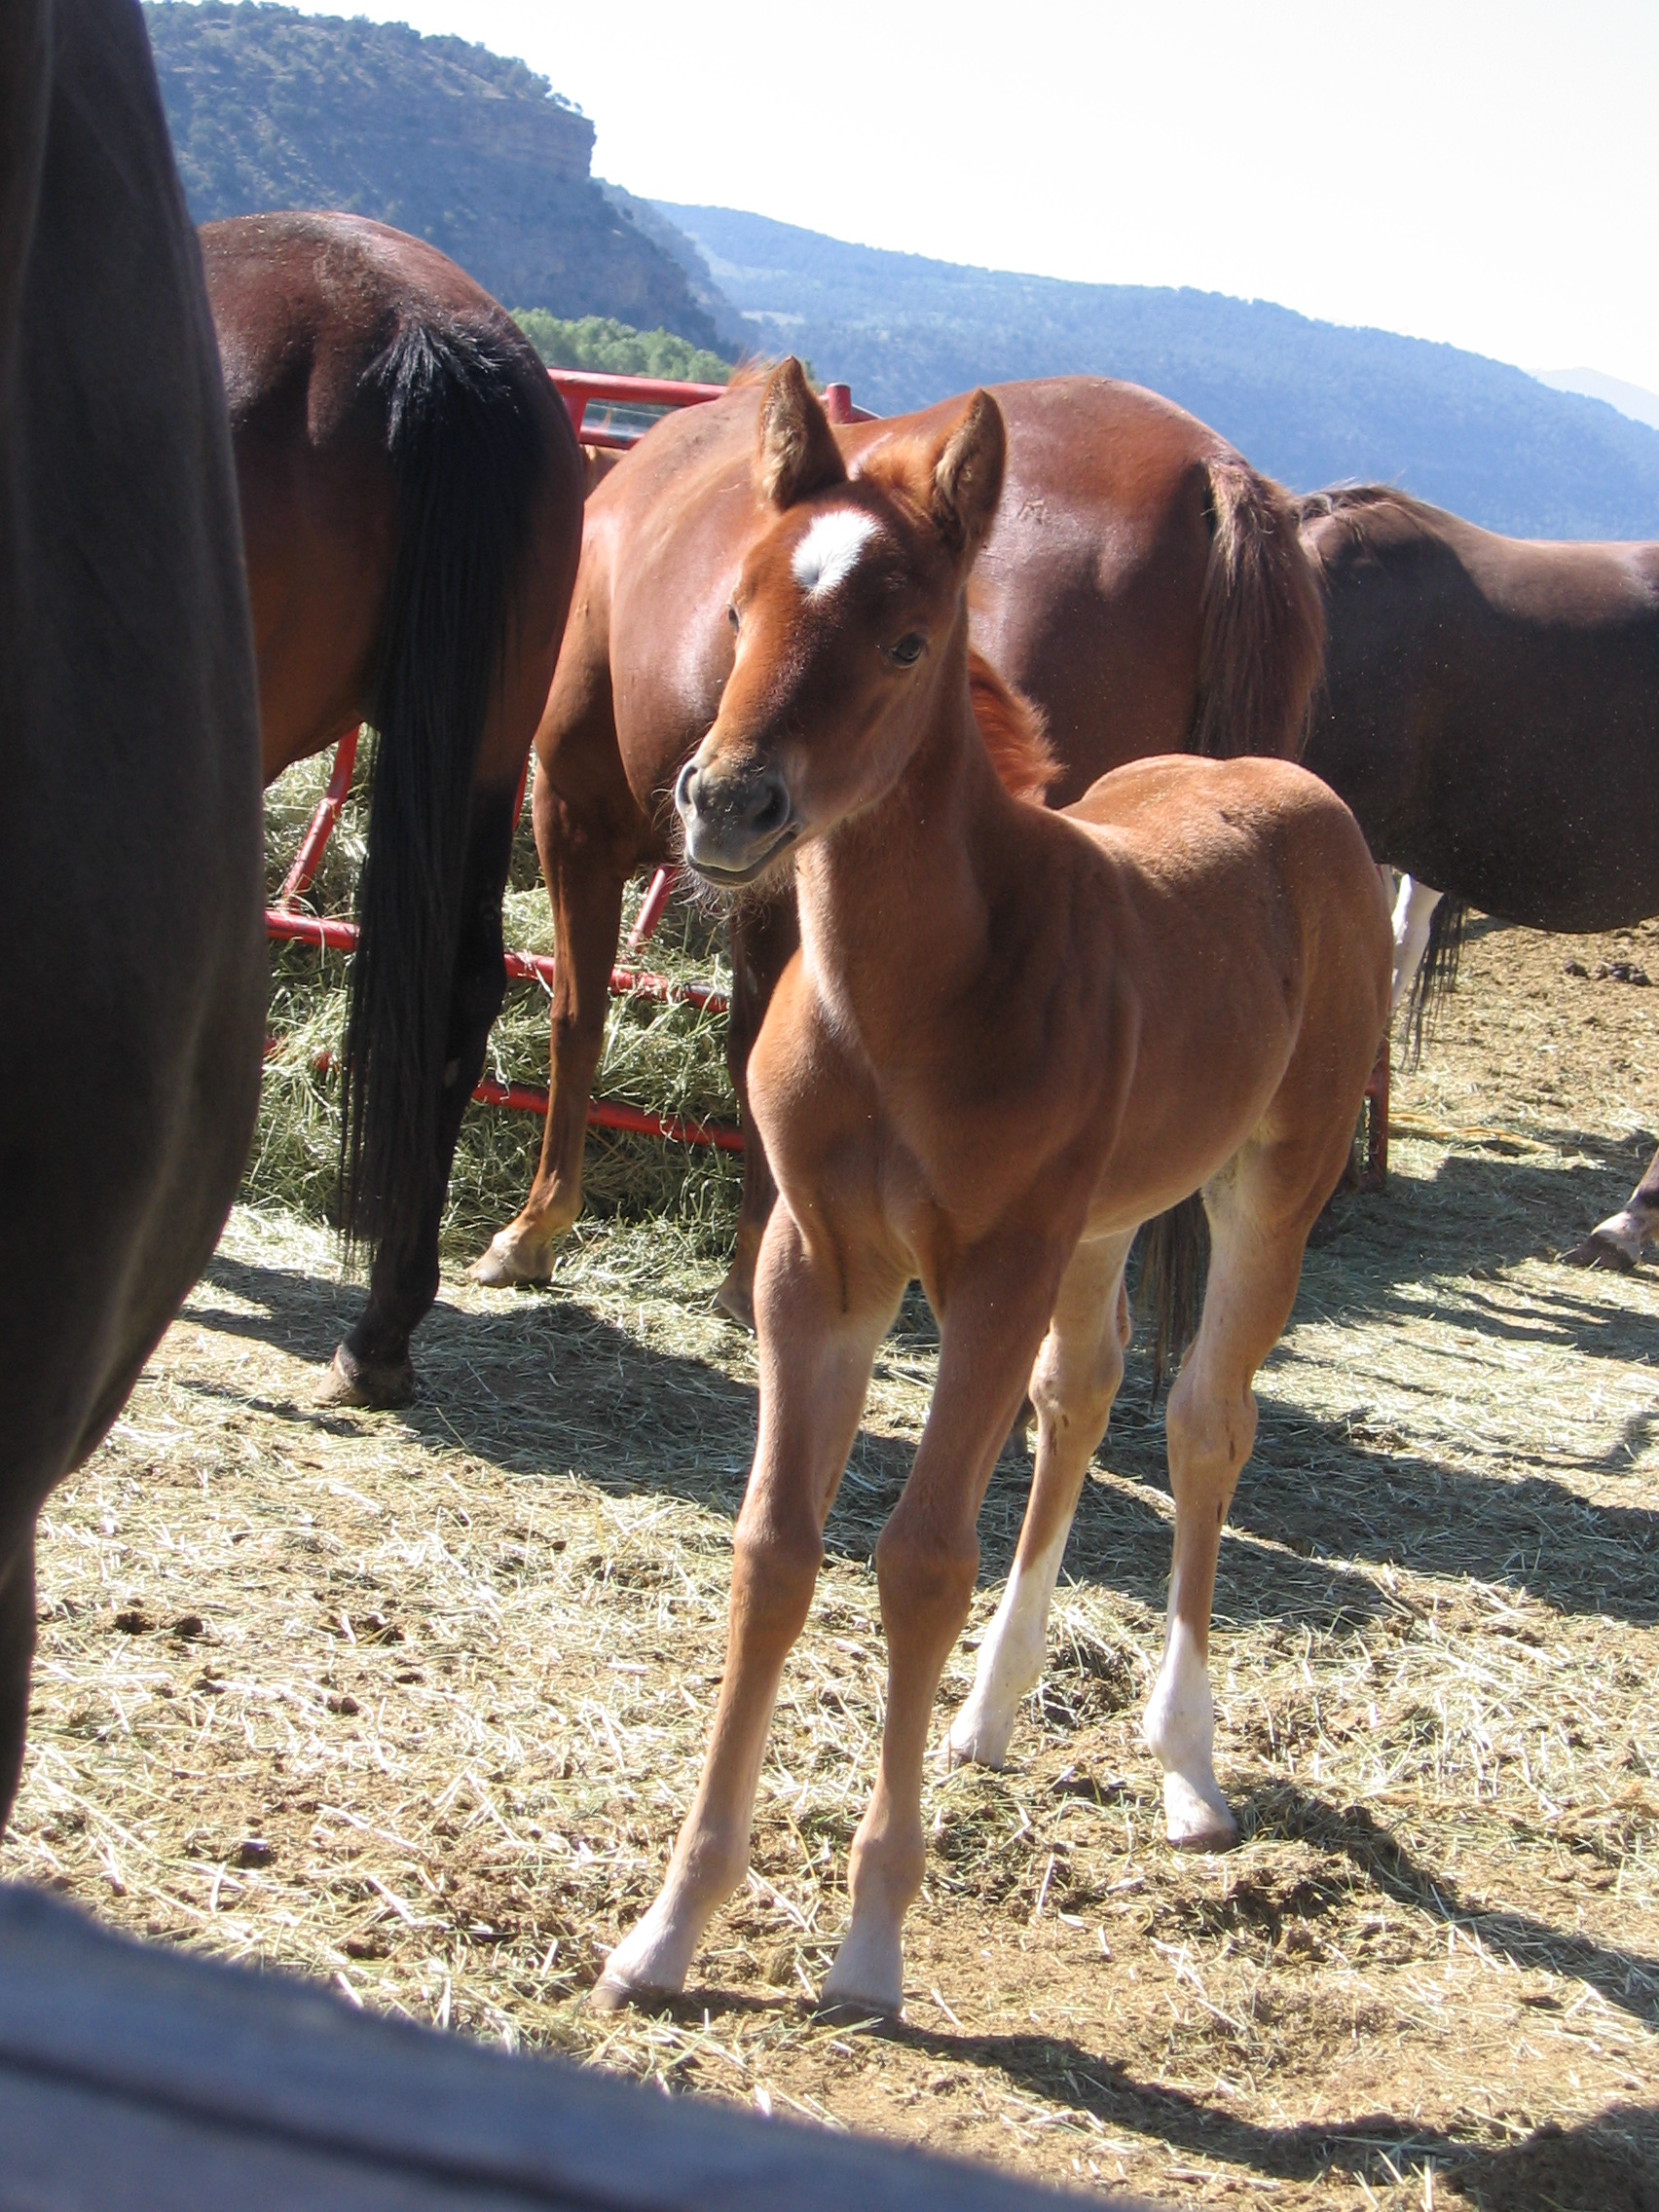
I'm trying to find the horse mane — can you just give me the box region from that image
[1295,482,1448,542]
[967,648,1058,805]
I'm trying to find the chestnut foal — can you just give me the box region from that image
[596,365,1389,2018]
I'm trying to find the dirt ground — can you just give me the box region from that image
[9,913,1659,2211]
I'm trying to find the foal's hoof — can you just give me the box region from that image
[819,1928,904,2021]
[945,1702,1014,1772]
[712,1268,756,1333]
[316,1343,415,1411]
[1561,1231,1639,1273]
[469,1231,553,1289]
[1162,1771,1238,1853]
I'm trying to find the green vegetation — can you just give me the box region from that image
[511,312,730,387]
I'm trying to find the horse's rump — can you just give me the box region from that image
[1192,458,1326,761]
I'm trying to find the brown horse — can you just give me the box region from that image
[1,0,266,1828]
[203,213,585,1408]
[593,365,1389,2017]
[1297,487,1659,1265]
[1297,487,1659,1007]
[472,373,1323,1321]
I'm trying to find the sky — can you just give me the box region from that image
[288,0,1659,394]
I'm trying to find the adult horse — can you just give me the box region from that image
[471,374,1323,1321]
[595,365,1389,2017]
[204,213,585,1408]
[1,0,265,1829]
[1297,487,1659,1267]
[1297,487,1659,1013]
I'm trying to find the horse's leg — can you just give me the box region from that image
[714,892,799,1331]
[1389,874,1444,1014]
[0,1523,37,1830]
[946,1231,1134,1769]
[822,1243,1062,2016]
[1563,1139,1659,1272]
[1143,1148,1323,1850]
[323,781,521,1406]
[472,787,642,1288]
[594,1211,904,2009]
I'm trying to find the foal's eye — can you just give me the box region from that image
[886,632,925,667]
[727,602,740,632]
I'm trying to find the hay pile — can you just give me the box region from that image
[256,748,742,1263]
[8,790,1659,2211]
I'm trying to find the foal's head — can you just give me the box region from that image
[675,358,1006,886]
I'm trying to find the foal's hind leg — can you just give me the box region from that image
[325,782,521,1406]
[946,1232,1133,1770]
[1144,1151,1325,1849]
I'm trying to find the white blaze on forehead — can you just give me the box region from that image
[791,507,878,597]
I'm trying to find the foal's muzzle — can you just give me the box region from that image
[674,751,797,885]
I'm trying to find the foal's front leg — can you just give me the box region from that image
[822,1247,1060,2017]
[594,1213,903,2009]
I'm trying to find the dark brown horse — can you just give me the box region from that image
[596,365,1388,2016]
[1297,487,1659,1265]
[203,213,585,1407]
[473,375,1323,1319]
[1,0,266,1829]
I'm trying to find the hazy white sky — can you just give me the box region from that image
[289,0,1659,391]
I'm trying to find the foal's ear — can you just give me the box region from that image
[756,357,847,508]
[930,389,1006,562]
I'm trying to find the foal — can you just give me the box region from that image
[597,364,1389,2017]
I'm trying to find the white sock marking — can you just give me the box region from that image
[792,508,878,598]
[949,1526,1069,1767]
[1390,874,1444,1014]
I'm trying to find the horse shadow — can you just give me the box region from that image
[186,1228,1659,1632]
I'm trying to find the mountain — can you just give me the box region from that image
[141,3,730,352]
[1534,368,1659,435]
[656,203,1659,539]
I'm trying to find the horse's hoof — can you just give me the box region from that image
[316,1344,414,1411]
[1561,1232,1638,1273]
[1162,1771,1238,1853]
[712,1271,756,1332]
[819,1935,904,2022]
[589,1972,657,2013]
[469,1233,553,1289]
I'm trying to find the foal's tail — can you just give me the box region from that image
[1192,457,1326,760]
[339,316,550,1250]
[1135,1193,1211,1404]
[1400,894,1468,1069]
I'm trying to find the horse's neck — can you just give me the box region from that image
[794,652,1016,1059]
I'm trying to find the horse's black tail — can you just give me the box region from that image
[1134,1193,1210,1405]
[338,316,547,1251]
[1400,893,1467,1070]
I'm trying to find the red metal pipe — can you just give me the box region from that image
[548,369,729,412]
[472,1075,744,1154]
[627,865,678,950]
[276,726,359,907]
[271,1039,743,1155]
[266,908,729,1016]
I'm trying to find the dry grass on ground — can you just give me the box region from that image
[8,792,1659,2211]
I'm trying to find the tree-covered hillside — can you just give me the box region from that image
[142,3,729,350]
[661,203,1659,539]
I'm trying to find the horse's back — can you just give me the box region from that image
[1302,489,1659,925]
[0,0,264,1501]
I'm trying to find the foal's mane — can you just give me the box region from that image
[967,648,1057,805]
